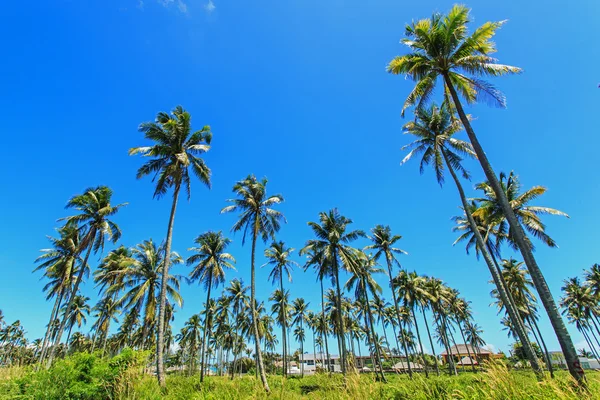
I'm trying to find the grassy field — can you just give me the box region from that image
[1,352,598,400]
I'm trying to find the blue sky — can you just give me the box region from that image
[1,0,599,356]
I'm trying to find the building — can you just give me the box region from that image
[440,344,494,364]
[549,352,600,370]
[298,353,342,373]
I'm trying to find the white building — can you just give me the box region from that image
[297,353,342,373]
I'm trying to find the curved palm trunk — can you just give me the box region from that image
[385,258,413,377]
[435,311,456,375]
[422,308,440,375]
[582,328,600,360]
[200,282,212,382]
[455,318,476,373]
[364,283,386,382]
[47,238,95,368]
[441,149,542,376]
[333,256,348,375]
[38,288,64,367]
[250,220,270,392]
[320,279,331,374]
[527,309,554,378]
[280,274,287,377]
[444,75,583,384]
[411,305,428,377]
[156,182,181,386]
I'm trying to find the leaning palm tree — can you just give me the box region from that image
[263,241,297,376]
[221,175,285,393]
[47,186,125,368]
[387,5,581,382]
[187,231,236,382]
[90,296,119,354]
[365,225,413,377]
[401,103,541,374]
[61,295,90,346]
[129,106,212,385]
[301,209,363,375]
[34,225,81,366]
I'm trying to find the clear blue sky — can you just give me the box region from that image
[1,0,599,356]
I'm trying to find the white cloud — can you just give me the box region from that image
[204,0,215,13]
[177,0,187,13]
[483,343,498,353]
[157,0,187,14]
[137,0,144,10]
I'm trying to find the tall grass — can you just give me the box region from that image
[1,353,598,399]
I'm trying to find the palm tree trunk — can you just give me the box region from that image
[101,319,111,357]
[279,274,287,377]
[385,258,413,377]
[422,308,440,375]
[364,283,386,382]
[582,328,600,360]
[200,282,212,382]
[155,182,181,386]
[441,148,543,376]
[412,305,428,377]
[47,237,95,368]
[320,279,331,374]
[443,74,583,384]
[38,288,64,367]
[332,256,348,375]
[446,318,464,372]
[527,311,554,378]
[250,219,270,392]
[455,318,476,373]
[435,312,456,375]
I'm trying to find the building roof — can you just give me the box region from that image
[302,353,340,361]
[393,361,425,370]
[458,356,478,366]
[440,344,491,356]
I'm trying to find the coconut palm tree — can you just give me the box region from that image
[225,278,249,378]
[263,241,297,376]
[47,186,125,368]
[269,289,290,374]
[177,314,203,374]
[221,175,285,392]
[365,225,413,376]
[401,103,541,374]
[34,225,82,365]
[90,296,119,354]
[61,295,90,346]
[291,298,309,377]
[119,240,183,351]
[387,5,581,382]
[129,106,212,385]
[301,209,363,375]
[345,253,386,381]
[293,326,306,375]
[585,264,600,298]
[187,230,236,382]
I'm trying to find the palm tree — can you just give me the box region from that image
[269,289,290,374]
[585,264,600,298]
[186,231,235,382]
[119,239,183,351]
[225,278,249,379]
[365,225,413,376]
[263,241,296,376]
[178,314,203,374]
[34,225,81,365]
[129,106,212,385]
[291,298,309,377]
[293,325,305,375]
[401,103,541,374]
[62,295,90,346]
[387,5,581,382]
[345,253,386,381]
[47,186,125,368]
[221,175,285,392]
[90,296,119,354]
[301,209,363,375]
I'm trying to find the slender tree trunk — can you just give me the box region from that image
[312,328,317,374]
[333,255,348,375]
[441,149,543,376]
[200,282,212,382]
[582,329,600,360]
[250,219,270,392]
[422,308,440,376]
[47,238,95,368]
[38,289,64,367]
[412,305,428,376]
[443,74,584,384]
[528,311,554,378]
[320,279,331,374]
[446,318,464,372]
[279,274,287,377]
[364,283,386,382]
[456,318,476,373]
[101,319,111,356]
[385,258,413,377]
[435,312,456,375]
[154,182,181,386]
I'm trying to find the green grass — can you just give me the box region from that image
[1,354,598,400]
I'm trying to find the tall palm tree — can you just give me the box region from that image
[120,240,183,350]
[293,325,305,375]
[90,296,119,354]
[387,5,582,382]
[34,225,81,365]
[221,175,285,392]
[345,253,386,381]
[62,295,90,345]
[401,103,541,374]
[263,241,297,376]
[365,225,413,376]
[225,278,249,379]
[129,106,212,385]
[187,231,235,382]
[301,209,363,375]
[269,289,290,374]
[178,314,203,374]
[291,298,309,377]
[47,186,125,368]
